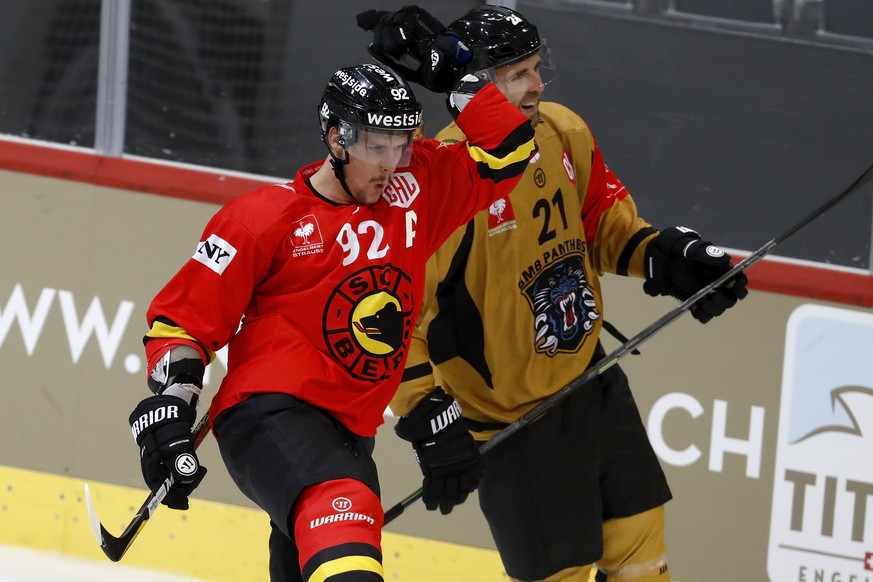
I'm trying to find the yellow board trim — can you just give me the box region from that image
[0,465,509,581]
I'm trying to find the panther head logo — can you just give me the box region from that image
[522,254,599,355]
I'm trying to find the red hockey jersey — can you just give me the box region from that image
[144,83,536,436]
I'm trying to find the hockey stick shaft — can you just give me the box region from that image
[85,412,210,561]
[383,159,873,525]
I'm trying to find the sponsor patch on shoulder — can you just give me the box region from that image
[193,233,237,275]
[290,214,324,257]
[561,151,575,183]
[487,197,517,237]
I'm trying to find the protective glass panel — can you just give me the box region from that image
[0,0,100,147]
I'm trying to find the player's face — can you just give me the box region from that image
[344,130,413,205]
[493,53,546,125]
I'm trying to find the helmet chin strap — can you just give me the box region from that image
[324,135,356,201]
[329,156,357,201]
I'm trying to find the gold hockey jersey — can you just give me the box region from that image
[392,101,657,434]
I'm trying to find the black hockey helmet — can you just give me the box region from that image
[319,63,422,147]
[446,6,554,81]
[318,64,423,196]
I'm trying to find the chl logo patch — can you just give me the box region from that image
[382,172,420,208]
[193,233,237,275]
[323,264,414,381]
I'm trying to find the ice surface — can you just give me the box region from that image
[0,545,206,582]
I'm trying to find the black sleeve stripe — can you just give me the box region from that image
[616,225,658,276]
[467,122,537,179]
[485,122,537,161]
[401,361,433,382]
[475,153,535,183]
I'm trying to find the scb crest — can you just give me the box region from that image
[323,264,414,380]
[522,254,599,355]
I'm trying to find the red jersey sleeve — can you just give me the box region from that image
[421,82,537,255]
[146,187,281,354]
[581,143,630,246]
[579,137,653,277]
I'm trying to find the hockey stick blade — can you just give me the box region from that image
[85,475,176,561]
[84,412,210,561]
[382,159,873,525]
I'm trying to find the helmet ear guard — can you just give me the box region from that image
[337,121,355,148]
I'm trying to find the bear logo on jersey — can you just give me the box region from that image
[323,264,414,380]
[522,253,599,354]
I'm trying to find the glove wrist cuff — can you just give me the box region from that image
[129,395,195,444]
[395,387,463,443]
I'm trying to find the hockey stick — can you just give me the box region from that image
[84,412,210,562]
[383,159,873,525]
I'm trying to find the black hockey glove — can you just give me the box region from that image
[643,226,749,324]
[357,6,471,93]
[394,388,481,515]
[447,73,490,119]
[129,395,206,510]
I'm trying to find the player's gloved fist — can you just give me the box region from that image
[357,6,470,93]
[425,32,473,93]
[643,226,748,324]
[128,395,206,510]
[357,6,438,61]
[447,73,490,119]
[395,388,481,515]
